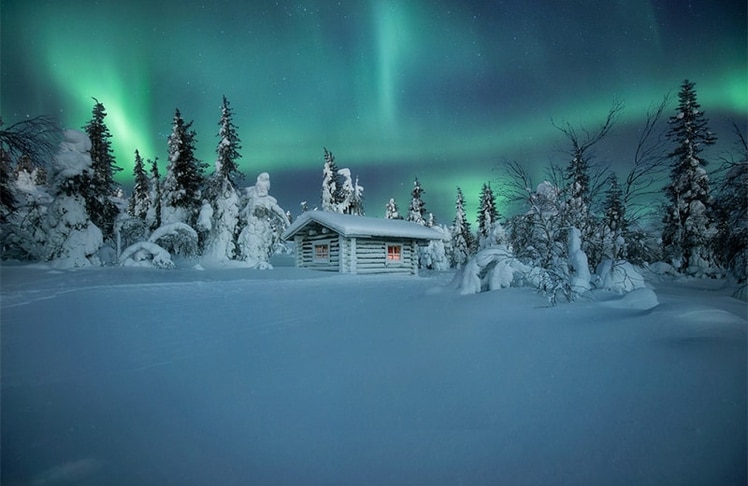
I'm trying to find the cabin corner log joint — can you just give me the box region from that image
[281,212,442,275]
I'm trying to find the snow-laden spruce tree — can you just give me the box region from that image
[336,167,354,213]
[477,183,496,244]
[661,80,717,274]
[43,129,103,268]
[203,96,243,262]
[476,182,506,249]
[599,172,627,261]
[116,149,152,256]
[407,177,427,225]
[128,150,151,222]
[161,109,206,228]
[350,175,365,215]
[450,187,474,266]
[82,99,122,241]
[336,168,366,215]
[237,172,289,268]
[321,147,345,212]
[145,157,162,232]
[385,198,401,219]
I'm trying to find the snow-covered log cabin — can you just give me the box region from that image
[282,212,443,275]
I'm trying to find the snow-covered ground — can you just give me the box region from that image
[1,260,746,485]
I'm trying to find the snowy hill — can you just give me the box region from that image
[1,264,746,485]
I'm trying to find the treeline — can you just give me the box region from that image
[0,96,291,268]
[436,80,746,300]
[0,80,745,293]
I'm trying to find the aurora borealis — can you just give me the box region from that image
[2,0,746,221]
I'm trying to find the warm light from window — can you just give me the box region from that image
[314,244,329,262]
[387,245,401,262]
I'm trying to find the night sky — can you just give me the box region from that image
[2,0,746,222]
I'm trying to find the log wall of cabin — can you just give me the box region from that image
[292,221,422,274]
[354,238,417,275]
[294,229,340,271]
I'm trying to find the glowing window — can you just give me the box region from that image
[387,245,402,262]
[313,243,330,263]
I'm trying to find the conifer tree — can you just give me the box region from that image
[662,80,717,273]
[204,96,244,262]
[321,147,343,212]
[146,157,162,231]
[407,177,427,225]
[162,109,206,226]
[43,129,102,267]
[128,150,150,221]
[600,172,626,260]
[477,182,499,247]
[451,187,474,266]
[82,99,122,240]
[212,95,243,191]
[351,175,365,216]
[336,168,354,213]
[385,198,401,219]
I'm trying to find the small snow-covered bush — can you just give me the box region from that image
[149,222,198,257]
[120,241,174,269]
[595,260,646,294]
[419,225,451,270]
[567,227,591,295]
[457,246,531,295]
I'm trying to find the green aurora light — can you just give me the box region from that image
[2,0,745,222]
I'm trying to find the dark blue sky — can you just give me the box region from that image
[2,0,746,221]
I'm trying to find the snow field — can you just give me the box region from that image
[1,265,746,485]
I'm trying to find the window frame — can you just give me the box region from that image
[386,243,403,265]
[312,241,331,264]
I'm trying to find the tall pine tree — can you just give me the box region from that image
[385,198,400,219]
[407,177,427,225]
[350,175,365,216]
[204,96,243,262]
[451,187,474,266]
[146,157,162,231]
[321,147,342,212]
[128,150,150,221]
[212,95,243,192]
[162,109,206,226]
[82,99,121,240]
[476,182,499,248]
[600,172,626,260]
[662,79,717,273]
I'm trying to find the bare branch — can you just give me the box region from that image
[623,95,671,222]
[552,99,624,156]
[0,115,62,168]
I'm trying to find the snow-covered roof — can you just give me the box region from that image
[282,212,443,241]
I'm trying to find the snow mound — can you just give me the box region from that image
[120,242,174,269]
[603,287,659,310]
[595,260,646,293]
[647,261,677,276]
[673,308,746,325]
[652,303,747,342]
[457,246,531,295]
